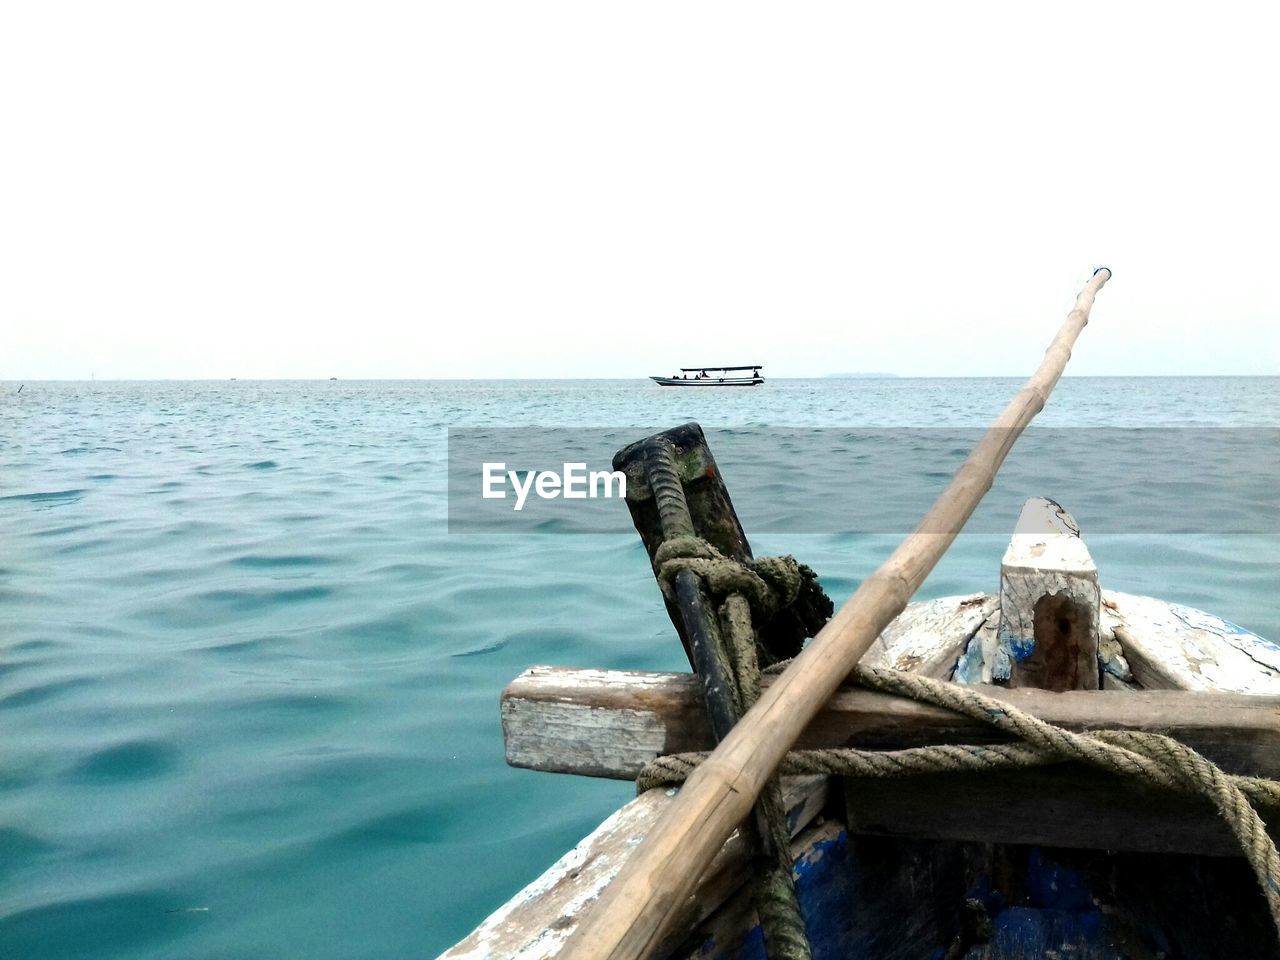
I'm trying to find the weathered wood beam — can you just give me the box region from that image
[842,765,1264,856]
[502,665,1280,781]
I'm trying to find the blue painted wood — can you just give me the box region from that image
[683,829,972,959]
[684,829,860,960]
[966,907,1116,959]
[679,836,1280,959]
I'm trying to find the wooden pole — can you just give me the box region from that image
[562,267,1112,960]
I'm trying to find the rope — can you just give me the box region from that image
[722,594,813,958]
[640,742,1280,812]
[653,536,822,960]
[637,664,1280,940]
[654,535,805,617]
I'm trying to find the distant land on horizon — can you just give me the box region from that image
[5,372,1278,382]
[823,372,901,379]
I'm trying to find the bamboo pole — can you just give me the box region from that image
[562,267,1112,960]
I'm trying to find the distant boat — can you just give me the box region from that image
[329,377,338,381]
[650,365,764,387]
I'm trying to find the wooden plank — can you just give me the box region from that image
[860,593,997,679]
[502,665,1280,781]
[502,667,707,780]
[1103,590,1280,693]
[437,777,829,960]
[843,765,1273,857]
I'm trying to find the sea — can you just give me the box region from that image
[2,377,1277,959]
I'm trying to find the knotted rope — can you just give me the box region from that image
[654,535,823,960]
[654,535,807,618]
[637,664,1280,941]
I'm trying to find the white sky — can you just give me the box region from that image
[2,2,1278,379]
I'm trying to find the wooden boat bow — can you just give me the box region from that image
[561,268,1112,959]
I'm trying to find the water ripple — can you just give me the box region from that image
[67,741,182,784]
[1,488,86,505]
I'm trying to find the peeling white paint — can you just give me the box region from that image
[438,792,666,960]
[1102,590,1280,693]
[863,594,997,678]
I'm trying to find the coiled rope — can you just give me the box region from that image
[637,663,1280,941]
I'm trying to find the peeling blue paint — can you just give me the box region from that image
[1169,602,1276,647]
[1008,636,1036,662]
[703,831,860,959]
[997,621,1036,667]
[1221,619,1257,638]
[954,634,987,684]
[792,831,860,959]
[695,835,1141,959]
[689,920,766,959]
[1101,651,1131,681]
[973,906,1111,958]
[952,851,1122,958]
[792,836,842,881]
[1233,626,1279,650]
[992,644,1012,681]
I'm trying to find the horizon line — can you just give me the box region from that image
[2,373,1278,383]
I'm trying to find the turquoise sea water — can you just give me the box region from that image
[2,377,1277,959]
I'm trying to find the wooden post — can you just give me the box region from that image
[612,422,829,667]
[954,497,1119,688]
[562,269,1112,960]
[1000,496,1101,691]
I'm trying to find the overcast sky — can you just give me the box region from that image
[2,2,1277,379]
